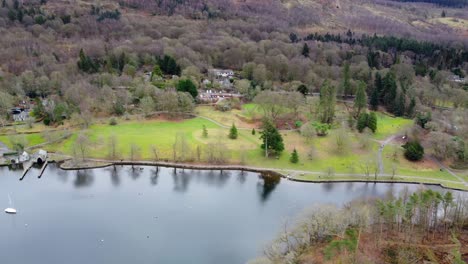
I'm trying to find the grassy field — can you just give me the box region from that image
[48,118,222,158]
[1,107,463,190]
[0,133,46,149]
[373,113,413,140]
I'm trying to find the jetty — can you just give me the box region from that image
[38,161,48,178]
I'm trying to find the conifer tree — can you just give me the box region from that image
[394,93,406,117]
[357,113,368,133]
[260,119,284,157]
[407,97,416,118]
[354,81,368,118]
[202,125,208,138]
[318,80,337,124]
[370,85,379,111]
[302,43,309,57]
[342,62,352,97]
[383,72,397,113]
[368,112,377,133]
[251,128,256,135]
[374,72,384,103]
[229,123,238,139]
[290,148,299,164]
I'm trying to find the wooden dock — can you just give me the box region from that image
[38,161,48,178]
[19,161,33,181]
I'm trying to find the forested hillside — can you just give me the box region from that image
[0,0,467,171]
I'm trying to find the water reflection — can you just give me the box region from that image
[108,165,121,186]
[257,173,281,203]
[74,170,94,187]
[172,169,190,192]
[322,182,334,192]
[237,171,246,184]
[129,166,143,180]
[150,169,159,185]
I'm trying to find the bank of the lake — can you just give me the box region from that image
[54,158,468,192]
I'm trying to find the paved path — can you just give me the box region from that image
[429,156,467,186]
[377,135,397,174]
[0,141,10,155]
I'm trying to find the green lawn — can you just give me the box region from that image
[0,133,45,149]
[48,118,224,158]
[373,113,413,140]
[1,108,460,189]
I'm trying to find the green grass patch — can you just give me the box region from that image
[373,113,413,140]
[0,134,45,149]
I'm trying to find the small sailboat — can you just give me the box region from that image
[4,194,17,214]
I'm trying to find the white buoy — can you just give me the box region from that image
[5,208,17,214]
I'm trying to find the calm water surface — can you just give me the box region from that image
[0,164,445,264]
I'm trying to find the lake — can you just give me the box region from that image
[0,164,446,264]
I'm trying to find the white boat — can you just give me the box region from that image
[5,208,16,214]
[5,194,17,214]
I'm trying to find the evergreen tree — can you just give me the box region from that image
[353,81,368,118]
[158,55,181,76]
[441,10,446,17]
[77,49,99,73]
[318,80,337,124]
[374,72,384,103]
[370,85,379,111]
[394,93,406,117]
[260,119,284,157]
[302,43,309,57]
[251,128,256,135]
[342,62,352,97]
[229,123,238,139]
[151,65,163,81]
[289,32,298,43]
[176,79,198,99]
[202,125,208,138]
[406,97,416,118]
[367,112,377,133]
[357,113,368,133]
[403,141,424,161]
[290,148,299,164]
[383,72,397,113]
[117,52,127,73]
[297,84,308,96]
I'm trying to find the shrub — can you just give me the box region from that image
[109,117,117,126]
[403,141,424,161]
[313,122,331,136]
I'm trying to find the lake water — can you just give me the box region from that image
[0,164,447,264]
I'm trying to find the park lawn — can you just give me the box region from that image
[240,103,263,119]
[0,133,45,149]
[241,130,376,174]
[48,118,220,158]
[373,113,413,140]
[196,106,256,128]
[381,145,459,181]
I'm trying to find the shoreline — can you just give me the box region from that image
[53,159,468,192]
